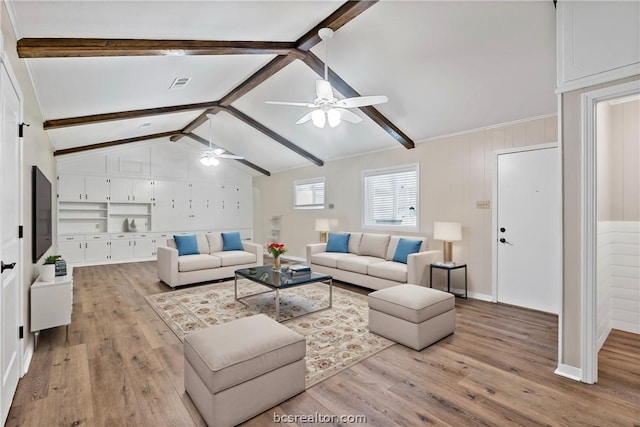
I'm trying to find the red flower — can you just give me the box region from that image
[267,242,287,257]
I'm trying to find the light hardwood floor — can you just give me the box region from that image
[7,262,640,426]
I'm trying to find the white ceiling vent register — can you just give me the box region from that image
[169,77,191,90]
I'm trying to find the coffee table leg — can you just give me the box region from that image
[275,288,280,321]
[329,278,333,309]
[234,273,238,301]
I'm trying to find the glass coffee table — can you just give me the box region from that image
[234,265,332,321]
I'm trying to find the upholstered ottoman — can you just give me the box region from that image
[184,314,306,427]
[368,284,455,351]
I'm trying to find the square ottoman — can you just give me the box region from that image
[184,314,306,427]
[368,284,455,351]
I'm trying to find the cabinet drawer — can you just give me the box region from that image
[110,233,135,240]
[86,234,109,241]
[59,235,84,242]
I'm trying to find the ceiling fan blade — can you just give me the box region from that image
[316,80,333,100]
[265,101,315,107]
[334,108,362,124]
[219,154,244,160]
[296,112,313,125]
[337,95,389,108]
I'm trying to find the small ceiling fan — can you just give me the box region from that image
[265,28,388,128]
[200,113,244,166]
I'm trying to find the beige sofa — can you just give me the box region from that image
[306,232,441,290]
[157,233,263,288]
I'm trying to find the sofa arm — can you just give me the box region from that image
[243,242,264,266]
[407,250,443,286]
[157,245,179,288]
[306,243,328,264]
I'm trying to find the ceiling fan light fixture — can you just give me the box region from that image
[200,156,211,166]
[311,109,326,128]
[208,156,220,167]
[327,109,341,128]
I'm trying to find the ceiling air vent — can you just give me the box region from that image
[169,77,191,90]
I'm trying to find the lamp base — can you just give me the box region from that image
[443,241,453,263]
[319,231,328,243]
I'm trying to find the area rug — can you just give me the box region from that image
[146,280,394,388]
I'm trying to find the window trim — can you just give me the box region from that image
[293,177,326,210]
[362,164,419,232]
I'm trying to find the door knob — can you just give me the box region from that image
[499,238,514,246]
[500,227,506,233]
[1,261,16,273]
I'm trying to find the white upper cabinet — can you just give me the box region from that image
[110,178,154,202]
[58,175,109,202]
[557,1,640,92]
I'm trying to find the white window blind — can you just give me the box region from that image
[294,177,325,209]
[363,165,418,229]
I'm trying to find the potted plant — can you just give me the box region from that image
[41,255,61,282]
[266,242,287,270]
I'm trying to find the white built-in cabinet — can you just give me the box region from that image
[56,173,253,265]
[557,1,640,92]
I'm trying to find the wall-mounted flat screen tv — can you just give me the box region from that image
[32,166,52,262]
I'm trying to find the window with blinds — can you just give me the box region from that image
[293,177,325,209]
[363,165,418,229]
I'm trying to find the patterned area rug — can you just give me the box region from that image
[146,280,394,388]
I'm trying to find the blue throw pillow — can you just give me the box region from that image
[393,238,423,264]
[222,232,244,251]
[326,233,350,253]
[174,235,199,256]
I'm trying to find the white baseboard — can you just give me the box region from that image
[597,325,613,351]
[554,364,582,382]
[611,320,640,335]
[22,340,34,375]
[449,287,492,302]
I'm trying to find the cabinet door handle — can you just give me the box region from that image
[79,243,82,249]
[85,194,88,199]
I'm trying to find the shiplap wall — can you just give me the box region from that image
[597,221,640,349]
[253,115,557,299]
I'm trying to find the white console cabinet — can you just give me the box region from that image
[31,269,73,344]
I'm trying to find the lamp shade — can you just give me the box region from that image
[315,218,331,232]
[433,222,462,241]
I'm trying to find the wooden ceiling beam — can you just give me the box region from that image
[222,106,324,166]
[301,51,415,149]
[17,38,294,58]
[44,101,220,130]
[172,54,296,142]
[295,1,378,51]
[183,133,271,176]
[53,130,179,156]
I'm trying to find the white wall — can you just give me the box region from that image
[253,115,557,298]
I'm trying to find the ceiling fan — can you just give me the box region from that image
[265,28,388,128]
[200,113,244,166]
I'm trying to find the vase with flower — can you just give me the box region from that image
[266,242,287,270]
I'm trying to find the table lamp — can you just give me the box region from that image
[433,222,462,263]
[315,218,331,243]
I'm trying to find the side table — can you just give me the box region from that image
[430,263,467,298]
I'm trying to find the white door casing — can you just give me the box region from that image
[0,62,22,425]
[493,145,560,314]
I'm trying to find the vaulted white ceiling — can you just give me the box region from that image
[8,1,557,176]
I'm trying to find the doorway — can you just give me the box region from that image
[492,144,560,314]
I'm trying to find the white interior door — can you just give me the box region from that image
[0,63,22,424]
[495,146,560,314]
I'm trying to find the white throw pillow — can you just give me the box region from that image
[358,233,391,258]
[206,232,223,254]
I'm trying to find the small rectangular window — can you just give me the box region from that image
[363,165,418,230]
[294,177,325,210]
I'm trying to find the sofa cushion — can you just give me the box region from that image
[183,314,305,394]
[359,233,391,258]
[211,250,256,267]
[178,254,222,272]
[310,252,356,268]
[326,233,349,253]
[222,232,244,251]
[337,256,386,275]
[368,261,408,283]
[392,238,424,264]
[348,232,363,254]
[206,232,223,254]
[385,236,427,261]
[174,235,200,256]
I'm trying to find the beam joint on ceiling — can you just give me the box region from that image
[300,51,415,149]
[53,130,180,156]
[44,101,220,130]
[17,38,295,58]
[220,105,324,166]
[183,132,271,176]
